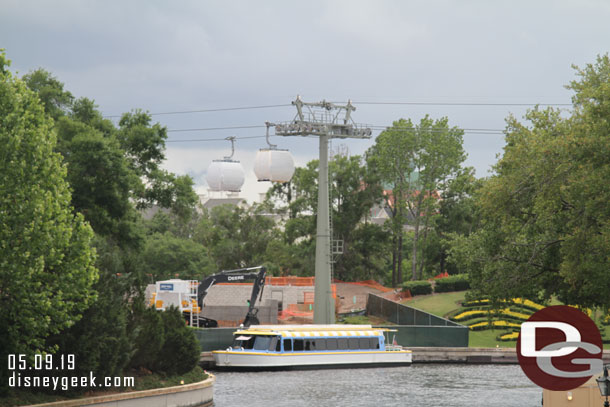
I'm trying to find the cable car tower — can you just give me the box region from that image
[274,96,371,324]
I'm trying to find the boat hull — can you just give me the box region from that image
[212,350,412,370]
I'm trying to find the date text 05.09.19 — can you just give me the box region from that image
[8,354,75,371]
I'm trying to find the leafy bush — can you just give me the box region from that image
[403,280,433,296]
[498,331,520,341]
[452,309,487,321]
[154,307,200,375]
[469,320,521,331]
[129,307,165,371]
[434,274,470,293]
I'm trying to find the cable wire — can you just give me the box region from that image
[104,100,571,118]
[166,135,266,143]
[103,104,292,118]
[351,101,571,107]
[167,124,505,134]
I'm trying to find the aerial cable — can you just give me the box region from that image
[103,104,291,118]
[103,100,571,118]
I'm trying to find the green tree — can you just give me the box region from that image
[21,65,202,381]
[265,154,385,279]
[154,307,200,375]
[453,55,610,308]
[436,168,484,274]
[142,232,215,280]
[49,264,132,380]
[118,110,167,178]
[195,204,277,270]
[329,155,385,280]
[367,116,466,285]
[22,68,74,121]
[0,53,97,388]
[65,130,137,242]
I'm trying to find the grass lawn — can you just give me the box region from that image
[469,329,516,348]
[402,291,466,318]
[399,290,610,349]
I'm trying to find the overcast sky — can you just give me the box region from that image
[2,0,609,202]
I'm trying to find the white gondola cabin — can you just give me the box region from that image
[206,159,245,192]
[253,149,295,183]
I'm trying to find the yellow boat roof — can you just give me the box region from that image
[234,324,392,337]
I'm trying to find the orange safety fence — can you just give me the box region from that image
[217,276,316,286]
[433,271,450,279]
[267,276,315,286]
[278,309,313,319]
[333,279,394,293]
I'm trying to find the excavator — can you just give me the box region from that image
[151,266,267,328]
[195,266,267,328]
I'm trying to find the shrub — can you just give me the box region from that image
[403,280,433,296]
[499,332,520,341]
[512,298,544,312]
[452,309,487,321]
[154,307,200,375]
[468,320,521,331]
[434,274,470,293]
[129,307,165,371]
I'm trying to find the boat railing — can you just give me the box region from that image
[385,344,404,352]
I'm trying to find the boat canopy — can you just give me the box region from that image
[233,325,388,338]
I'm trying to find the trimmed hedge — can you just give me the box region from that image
[403,280,433,296]
[498,331,520,341]
[434,274,470,293]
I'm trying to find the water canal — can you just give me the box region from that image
[212,364,541,406]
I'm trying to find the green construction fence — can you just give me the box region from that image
[193,293,468,351]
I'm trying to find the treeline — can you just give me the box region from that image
[448,54,610,310]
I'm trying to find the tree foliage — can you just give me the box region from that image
[142,232,215,280]
[451,54,610,308]
[0,53,97,388]
[367,116,466,285]
[22,68,73,120]
[17,64,202,383]
[265,153,386,279]
[194,204,277,271]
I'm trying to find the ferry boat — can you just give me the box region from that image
[212,324,412,370]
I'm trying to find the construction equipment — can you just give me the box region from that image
[196,266,267,327]
[150,266,267,328]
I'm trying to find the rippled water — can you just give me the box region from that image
[212,364,541,407]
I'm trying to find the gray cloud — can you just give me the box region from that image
[2,0,608,200]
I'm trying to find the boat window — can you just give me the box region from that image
[305,339,313,351]
[326,338,338,350]
[338,338,348,350]
[268,336,278,352]
[236,336,255,349]
[283,338,292,352]
[370,338,380,349]
[275,337,282,352]
[253,336,272,351]
[294,339,304,351]
[315,339,327,350]
[359,338,370,349]
[348,338,359,350]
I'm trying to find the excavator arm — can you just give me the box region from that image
[196,266,267,327]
